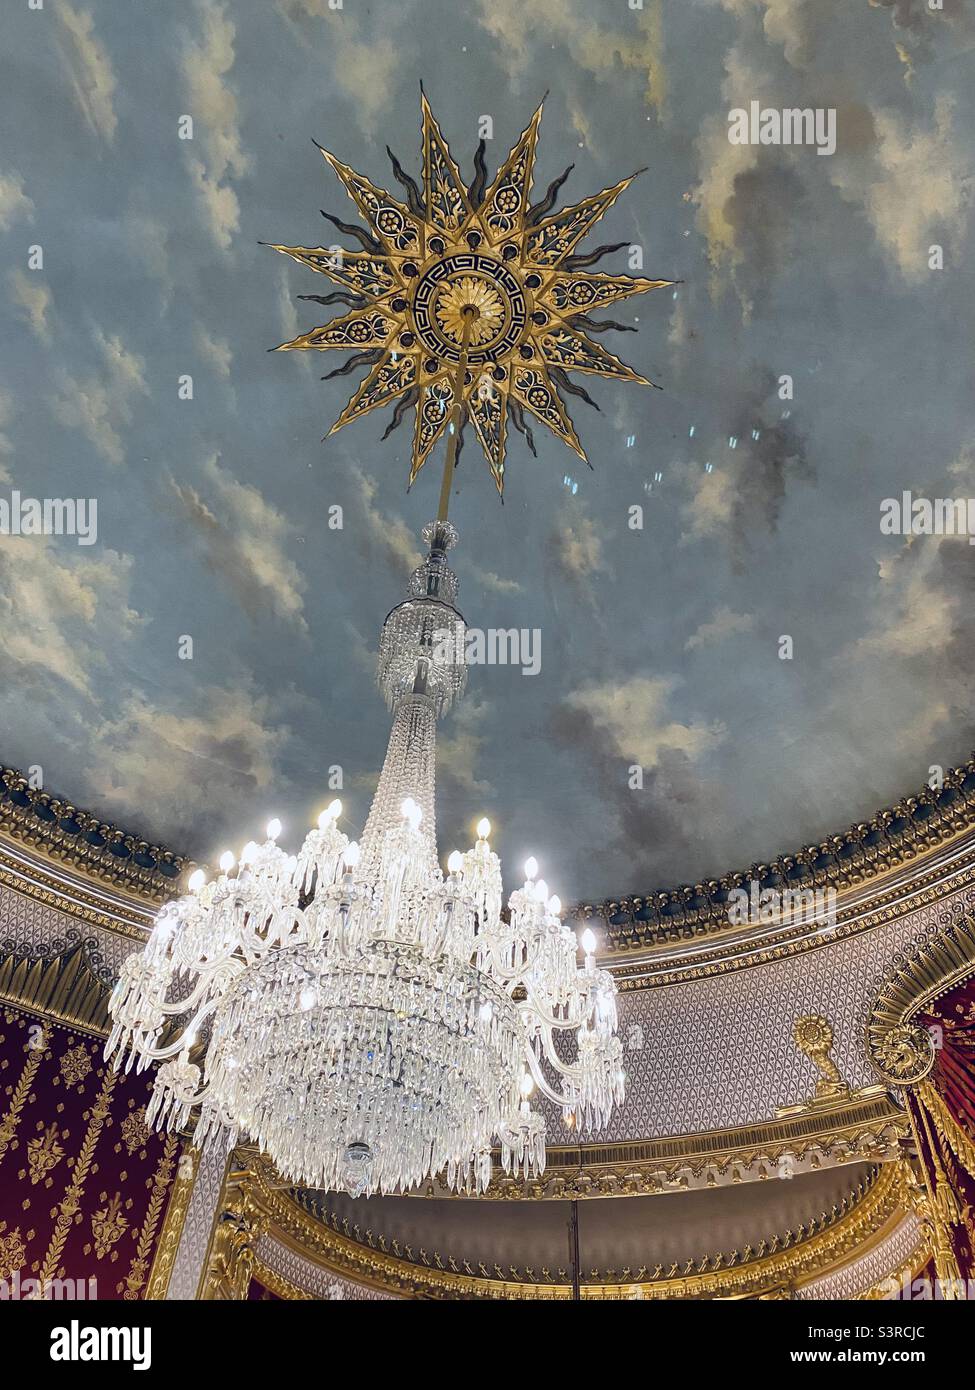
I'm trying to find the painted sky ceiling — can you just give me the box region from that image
[2,0,974,902]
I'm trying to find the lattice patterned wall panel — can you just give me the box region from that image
[545,887,975,1142]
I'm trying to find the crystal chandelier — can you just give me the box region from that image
[105,96,668,1197]
[107,519,624,1196]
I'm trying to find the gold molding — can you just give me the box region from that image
[0,852,153,936]
[250,1257,311,1301]
[145,1144,200,1300]
[612,851,975,989]
[867,911,975,1085]
[0,942,113,1037]
[217,1153,916,1300]
[401,1091,910,1200]
[197,1153,251,1300]
[577,754,975,953]
[0,764,187,904]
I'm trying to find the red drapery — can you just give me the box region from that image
[0,1006,178,1300]
[909,976,975,1283]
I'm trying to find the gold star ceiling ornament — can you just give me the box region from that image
[268,92,671,513]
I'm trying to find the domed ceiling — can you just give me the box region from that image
[2,0,973,902]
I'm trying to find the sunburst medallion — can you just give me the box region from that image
[268,94,671,501]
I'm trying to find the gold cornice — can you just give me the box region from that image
[0,851,152,938]
[397,1091,909,1200]
[610,840,975,989]
[237,1153,914,1300]
[867,910,975,1085]
[0,764,188,905]
[3,750,975,958]
[577,752,975,955]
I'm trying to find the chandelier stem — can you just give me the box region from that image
[436,307,477,523]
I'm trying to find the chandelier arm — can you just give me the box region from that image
[478,952,530,985]
[523,1040,580,1107]
[529,1019,586,1083]
[146,981,222,1017]
[132,1001,220,1061]
[521,1000,589,1033]
[518,981,591,1032]
[144,957,248,1015]
[476,931,544,982]
[161,1075,213,1109]
[237,904,306,954]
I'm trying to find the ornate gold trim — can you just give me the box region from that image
[920,1078,975,1179]
[867,911,975,1084]
[577,753,975,953]
[612,850,975,988]
[0,942,114,1037]
[0,851,153,936]
[249,1257,311,1301]
[220,1153,912,1300]
[144,1144,200,1300]
[0,765,187,904]
[4,749,975,957]
[394,1091,910,1199]
[198,1157,269,1301]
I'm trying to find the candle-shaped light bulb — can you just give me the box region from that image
[547,894,561,916]
[342,840,360,868]
[447,850,464,875]
[580,926,597,956]
[266,818,282,841]
[239,841,258,866]
[188,869,206,893]
[476,817,491,840]
[519,1072,535,1098]
[318,798,342,829]
[218,851,235,874]
[524,855,538,881]
[534,878,549,903]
